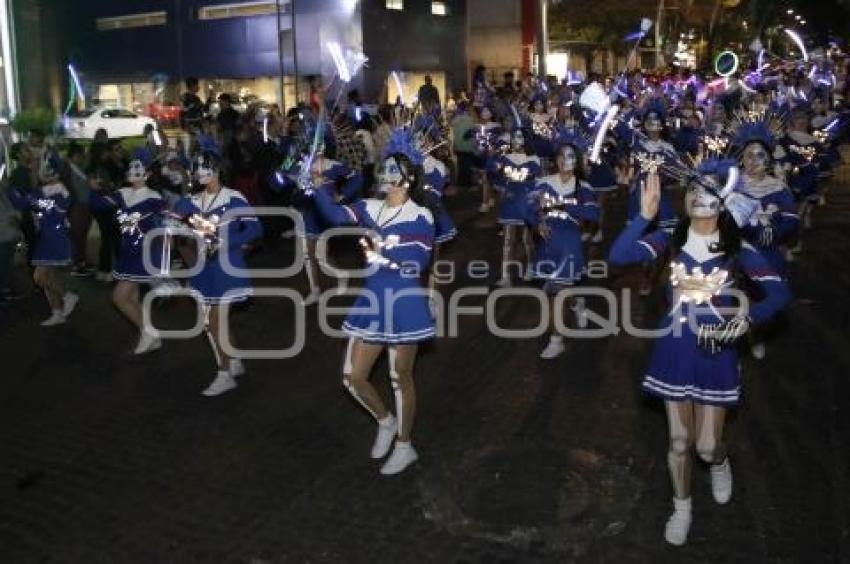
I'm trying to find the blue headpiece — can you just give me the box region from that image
[639,98,668,122]
[196,134,222,159]
[662,156,756,227]
[382,128,424,166]
[553,126,590,154]
[131,147,154,168]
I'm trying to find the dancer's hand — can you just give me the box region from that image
[697,316,751,354]
[640,171,661,221]
[538,222,551,239]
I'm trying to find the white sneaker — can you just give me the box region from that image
[302,288,321,306]
[571,297,588,329]
[591,230,604,244]
[62,292,79,318]
[228,358,245,378]
[581,232,591,242]
[664,497,692,546]
[380,442,418,475]
[371,415,398,459]
[134,330,162,355]
[495,276,512,288]
[201,370,237,397]
[540,335,566,359]
[751,342,766,360]
[40,310,66,327]
[710,458,733,504]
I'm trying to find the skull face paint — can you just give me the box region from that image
[644,111,663,133]
[742,142,769,176]
[558,145,577,172]
[480,108,493,122]
[126,159,147,185]
[510,130,525,153]
[193,155,218,186]
[377,157,407,194]
[685,178,722,219]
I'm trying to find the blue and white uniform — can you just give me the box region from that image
[294,160,363,239]
[740,174,800,276]
[313,187,435,344]
[527,174,599,287]
[423,156,457,244]
[587,137,621,193]
[9,182,72,267]
[609,217,791,405]
[782,130,820,203]
[90,187,165,282]
[488,152,542,225]
[173,187,263,304]
[627,138,680,231]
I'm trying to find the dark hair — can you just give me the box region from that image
[387,153,441,219]
[186,77,199,89]
[66,142,85,160]
[669,210,742,258]
[557,143,588,182]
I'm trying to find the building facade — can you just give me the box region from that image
[11,0,468,121]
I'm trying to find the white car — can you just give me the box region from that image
[63,106,157,139]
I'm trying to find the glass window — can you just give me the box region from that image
[198,1,289,20]
[386,0,403,11]
[102,109,137,119]
[96,11,167,31]
[431,2,448,16]
[67,108,96,118]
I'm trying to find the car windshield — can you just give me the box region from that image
[67,108,96,118]
[101,109,137,118]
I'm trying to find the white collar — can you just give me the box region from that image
[682,227,723,263]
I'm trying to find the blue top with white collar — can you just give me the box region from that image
[9,182,72,266]
[313,187,435,344]
[91,186,166,282]
[609,216,791,405]
[173,187,262,304]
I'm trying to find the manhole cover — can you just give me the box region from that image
[418,445,649,556]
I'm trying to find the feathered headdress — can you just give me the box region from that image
[553,125,591,154]
[661,156,758,227]
[726,105,788,151]
[382,128,424,166]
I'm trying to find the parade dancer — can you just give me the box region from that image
[782,106,820,236]
[734,124,799,360]
[90,152,166,354]
[611,101,683,296]
[609,163,790,546]
[9,154,78,326]
[473,106,503,213]
[488,128,541,287]
[291,152,363,305]
[172,149,263,396]
[527,133,599,359]
[311,130,437,475]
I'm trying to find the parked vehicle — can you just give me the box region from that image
[63,106,157,139]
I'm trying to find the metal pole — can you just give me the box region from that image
[175,0,184,85]
[291,0,299,106]
[536,0,548,76]
[656,0,664,68]
[276,0,284,110]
